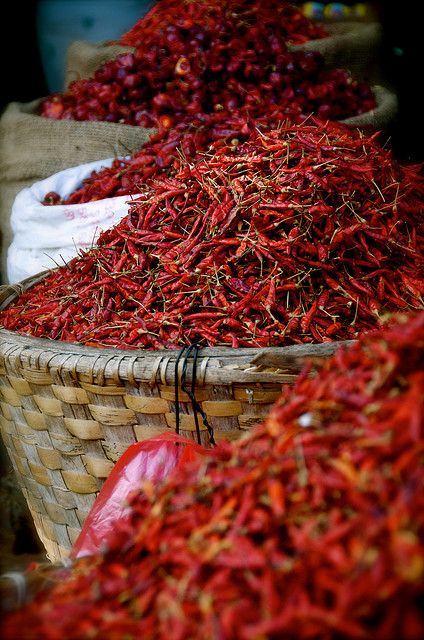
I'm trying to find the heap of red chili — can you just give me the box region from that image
[42,109,294,205]
[1,118,423,349]
[39,0,375,127]
[2,312,423,639]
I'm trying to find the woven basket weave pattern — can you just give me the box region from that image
[0,276,349,561]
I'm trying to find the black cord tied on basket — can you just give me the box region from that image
[174,343,216,446]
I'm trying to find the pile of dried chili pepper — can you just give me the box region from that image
[2,311,423,639]
[1,118,423,349]
[39,0,375,127]
[41,109,290,205]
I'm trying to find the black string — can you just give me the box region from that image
[174,343,215,446]
[180,343,201,444]
[191,345,203,445]
[182,343,216,446]
[174,346,187,437]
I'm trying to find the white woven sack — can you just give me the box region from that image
[7,158,136,284]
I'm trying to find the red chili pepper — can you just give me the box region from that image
[2,120,423,350]
[300,299,318,333]
[38,0,376,147]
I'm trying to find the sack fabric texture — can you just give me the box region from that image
[7,158,139,284]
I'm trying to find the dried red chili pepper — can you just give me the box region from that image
[3,118,423,350]
[39,0,375,129]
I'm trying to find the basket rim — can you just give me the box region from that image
[0,273,354,386]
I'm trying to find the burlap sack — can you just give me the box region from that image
[65,41,134,88]
[0,99,155,284]
[290,21,383,83]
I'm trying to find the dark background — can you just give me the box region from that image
[1,2,49,110]
[377,1,423,163]
[0,1,422,163]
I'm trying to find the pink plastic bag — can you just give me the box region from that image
[71,434,206,559]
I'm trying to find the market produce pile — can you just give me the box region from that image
[1,311,423,639]
[42,110,286,205]
[39,0,375,127]
[2,118,423,349]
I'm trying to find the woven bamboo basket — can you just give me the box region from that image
[0,273,352,562]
